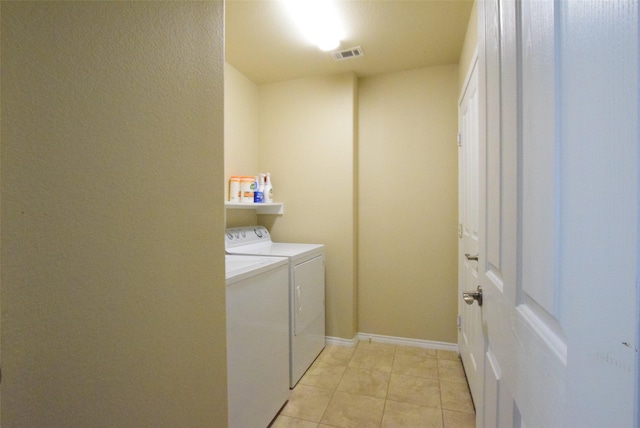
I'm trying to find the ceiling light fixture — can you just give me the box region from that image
[283,0,344,51]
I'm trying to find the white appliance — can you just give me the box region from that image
[225,255,289,428]
[225,226,325,387]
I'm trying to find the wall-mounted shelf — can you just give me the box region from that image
[224,202,284,215]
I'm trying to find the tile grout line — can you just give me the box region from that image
[377,344,399,428]
[316,342,357,427]
[438,355,446,428]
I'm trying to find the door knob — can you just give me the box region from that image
[464,253,479,261]
[463,285,483,306]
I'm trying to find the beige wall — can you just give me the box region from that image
[458,0,478,93]
[257,74,359,340]
[224,63,259,227]
[1,2,227,426]
[224,63,260,196]
[225,65,461,343]
[358,65,459,343]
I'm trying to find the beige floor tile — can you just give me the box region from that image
[337,366,390,399]
[443,409,476,428]
[396,345,438,359]
[357,340,396,355]
[387,374,441,408]
[349,347,394,373]
[381,400,444,428]
[317,345,356,366]
[436,349,459,361]
[275,345,476,428]
[440,380,475,413]
[320,391,385,428]
[392,353,439,380]
[437,358,467,383]
[280,384,335,422]
[271,415,320,428]
[300,361,347,389]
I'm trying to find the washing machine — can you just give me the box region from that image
[225,254,289,428]
[225,226,325,387]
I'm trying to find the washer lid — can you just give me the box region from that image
[225,226,324,259]
[225,255,288,285]
[227,242,324,262]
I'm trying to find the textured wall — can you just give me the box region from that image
[257,74,359,340]
[1,2,227,426]
[458,0,478,93]
[358,65,459,343]
[224,63,259,227]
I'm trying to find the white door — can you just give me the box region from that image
[478,1,639,427]
[476,1,518,425]
[457,54,483,418]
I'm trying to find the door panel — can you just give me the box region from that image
[516,1,567,424]
[520,0,558,315]
[484,0,502,269]
[480,1,638,427]
[478,0,517,426]
[559,1,638,426]
[481,0,567,425]
[458,54,483,414]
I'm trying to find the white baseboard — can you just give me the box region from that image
[325,335,359,347]
[326,332,458,353]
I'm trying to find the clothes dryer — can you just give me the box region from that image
[225,226,325,387]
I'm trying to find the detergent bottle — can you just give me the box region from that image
[263,173,273,203]
[253,174,265,203]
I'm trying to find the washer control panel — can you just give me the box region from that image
[225,226,271,248]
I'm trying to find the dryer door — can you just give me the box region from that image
[291,254,326,387]
[293,255,325,336]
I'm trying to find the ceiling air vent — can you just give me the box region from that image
[332,46,364,61]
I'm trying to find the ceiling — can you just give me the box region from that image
[224,0,474,85]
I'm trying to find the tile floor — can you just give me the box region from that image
[271,341,476,428]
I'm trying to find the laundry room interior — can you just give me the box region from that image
[4,0,637,426]
[224,0,476,347]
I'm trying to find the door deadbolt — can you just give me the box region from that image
[463,285,483,306]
